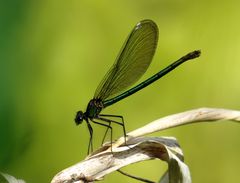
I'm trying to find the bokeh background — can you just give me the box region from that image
[1,0,240,182]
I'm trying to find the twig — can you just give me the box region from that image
[111,107,240,148]
[117,169,155,183]
[51,107,240,183]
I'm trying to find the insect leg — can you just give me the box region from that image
[99,114,126,144]
[86,120,93,154]
[91,118,113,151]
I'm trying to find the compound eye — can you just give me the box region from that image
[75,111,84,125]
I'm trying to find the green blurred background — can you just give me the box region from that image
[0,0,240,182]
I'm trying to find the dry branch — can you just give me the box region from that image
[51,108,240,183]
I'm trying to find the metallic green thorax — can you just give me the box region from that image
[86,99,104,118]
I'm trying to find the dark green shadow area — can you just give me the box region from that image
[0,0,34,169]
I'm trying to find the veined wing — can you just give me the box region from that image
[94,19,158,101]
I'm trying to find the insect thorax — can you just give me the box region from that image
[85,99,104,119]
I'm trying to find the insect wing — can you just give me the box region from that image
[94,19,159,101]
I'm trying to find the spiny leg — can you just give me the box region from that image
[101,121,111,145]
[86,120,93,154]
[97,116,128,151]
[91,118,113,151]
[99,114,127,144]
